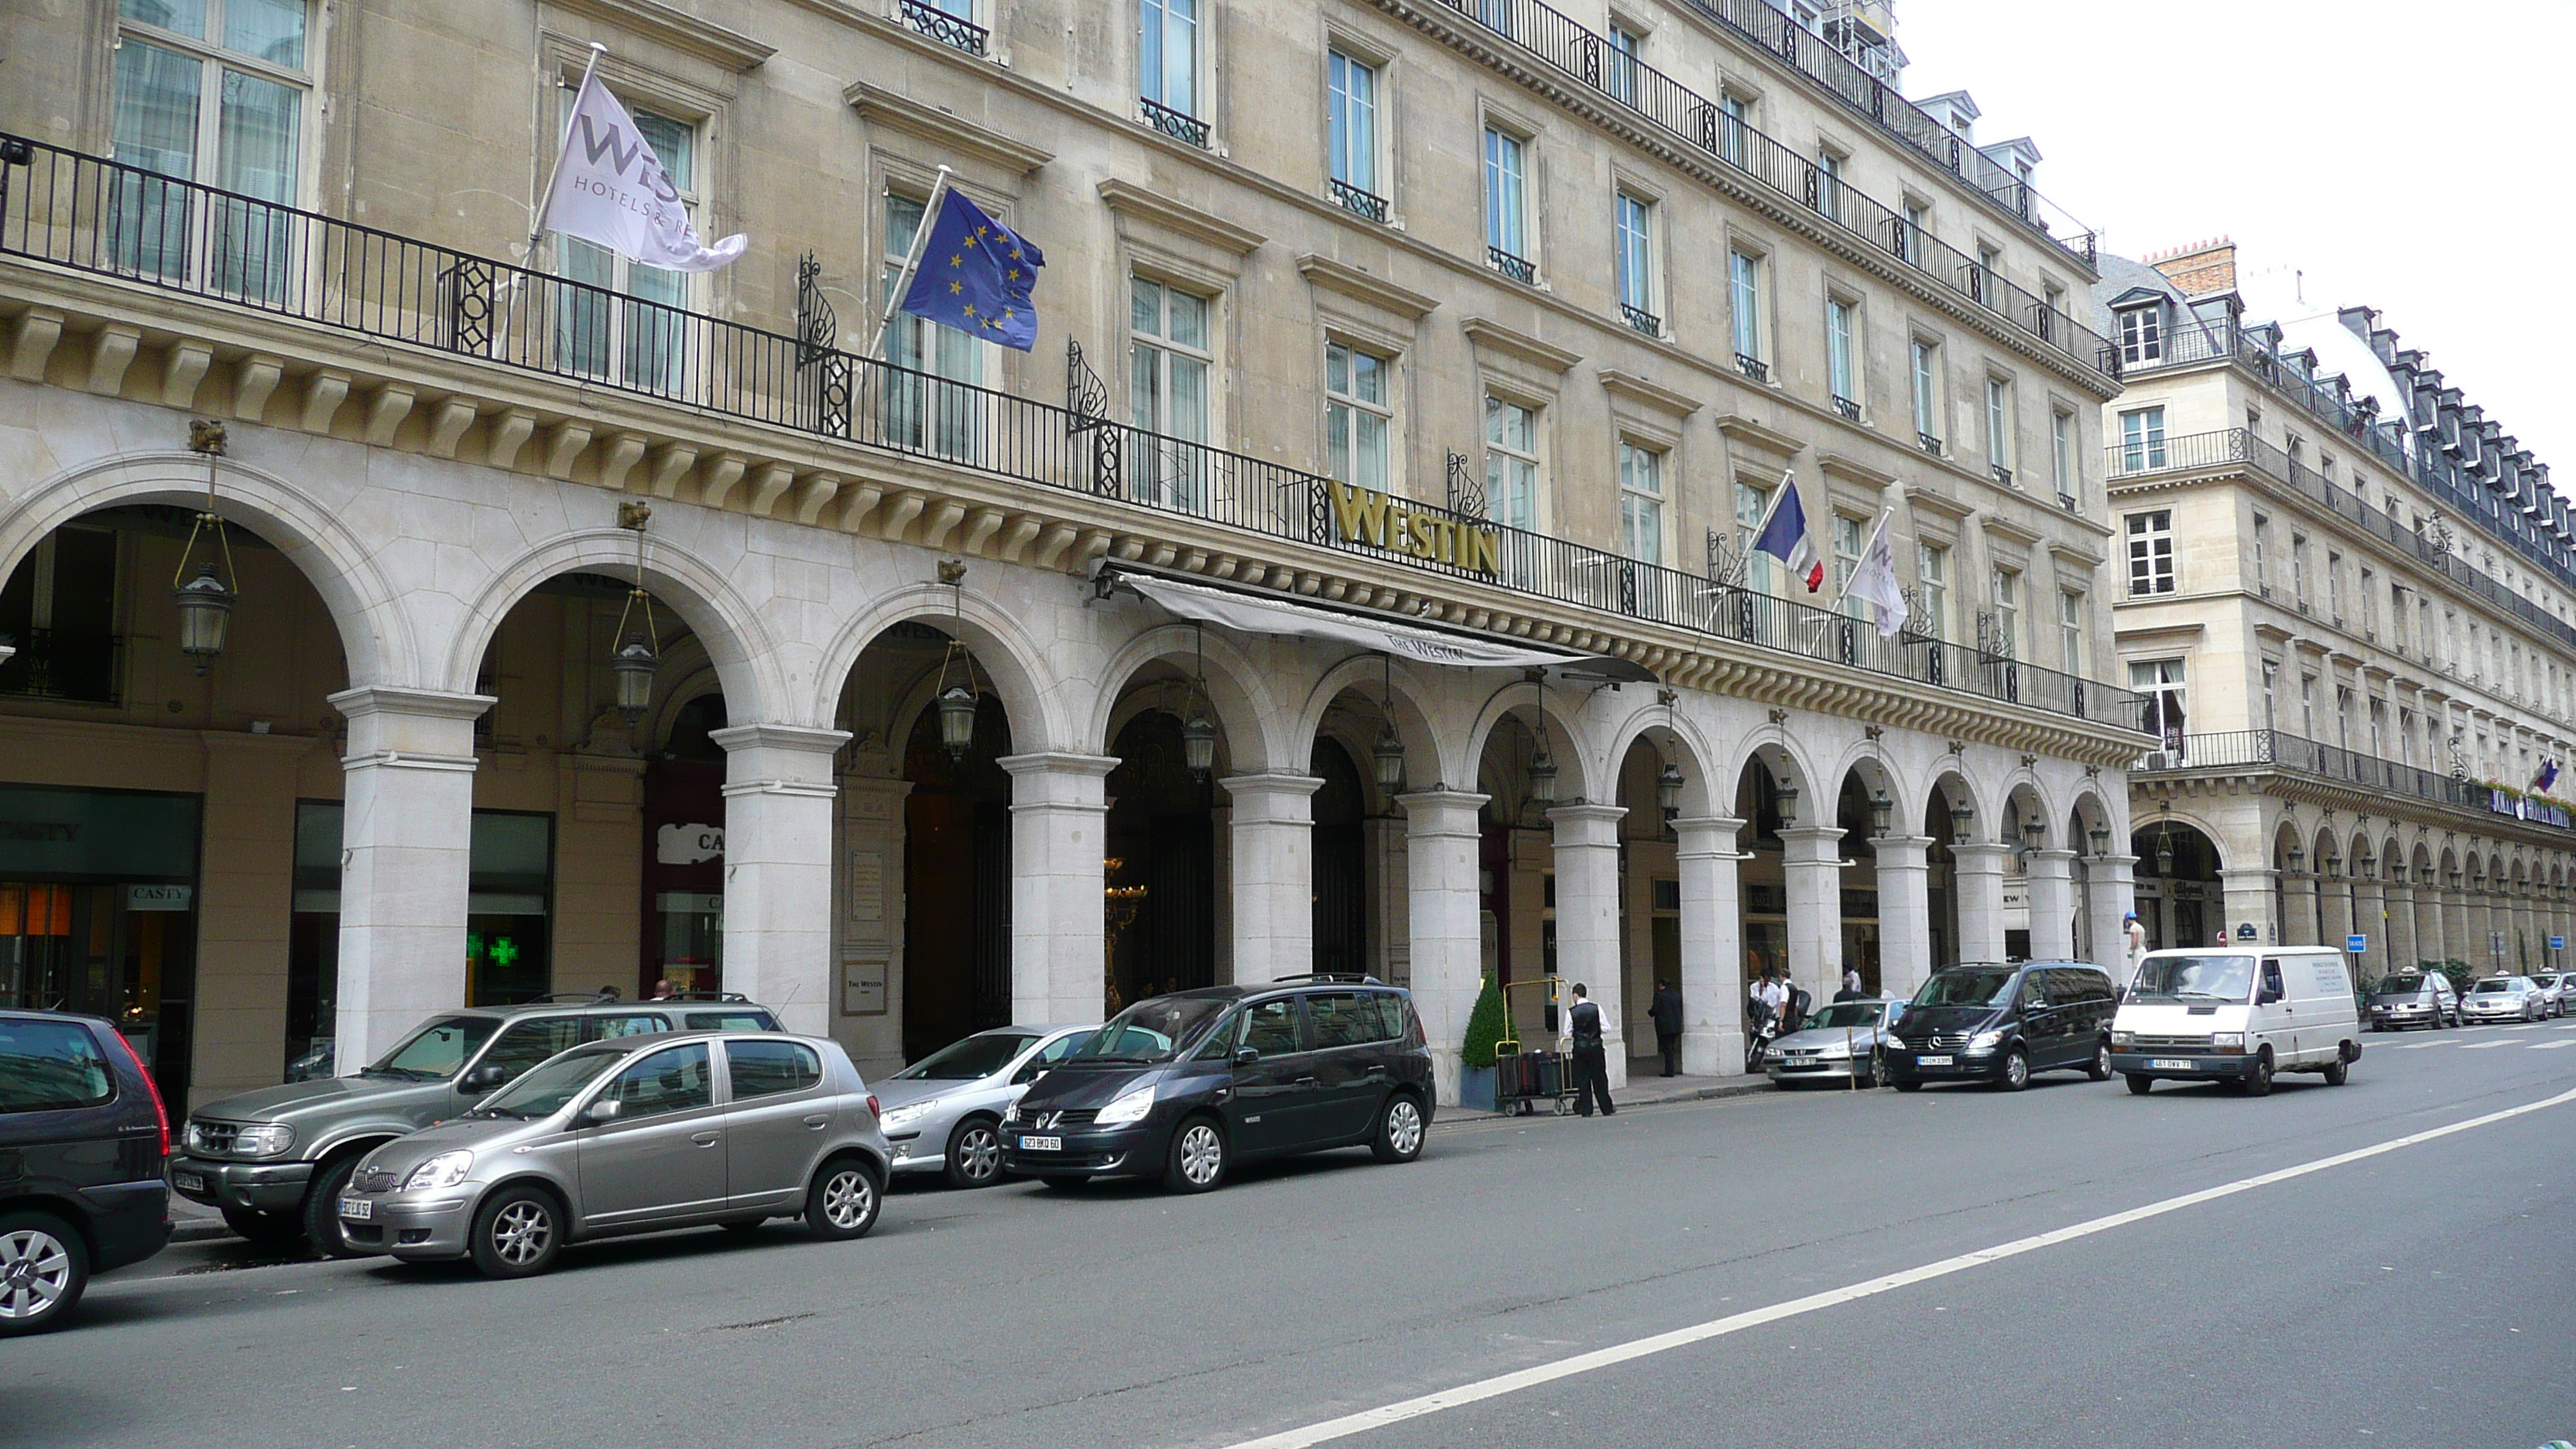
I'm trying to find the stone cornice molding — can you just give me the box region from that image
[550,0,775,70]
[846,83,1054,174]
[1102,181,1267,256]
[1814,451,1896,489]
[327,686,495,722]
[1713,413,1803,461]
[1982,514,2046,550]
[1600,370,1704,420]
[1460,316,1582,375]
[1294,253,1437,318]
[1903,484,1975,523]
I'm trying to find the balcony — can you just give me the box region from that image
[0,133,2140,735]
[1139,98,1209,149]
[2132,730,2576,832]
[1991,464,2014,487]
[1831,396,1862,422]
[1486,246,1536,285]
[1734,351,1769,383]
[899,0,988,57]
[1328,179,1389,224]
[1619,303,1662,337]
[1918,433,1944,457]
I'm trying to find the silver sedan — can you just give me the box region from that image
[1766,998,1907,1088]
[875,1026,1094,1187]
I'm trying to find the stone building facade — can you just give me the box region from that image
[2104,239,2576,981]
[0,0,2141,1112]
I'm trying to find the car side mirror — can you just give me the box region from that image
[583,1098,622,1125]
[461,1064,506,1094]
[2257,985,2284,1005]
[1233,1046,1260,1067]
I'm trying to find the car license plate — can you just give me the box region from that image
[1019,1135,1061,1153]
[338,1197,372,1221]
[2148,1058,2195,1070]
[1917,1054,1953,1067]
[172,1171,205,1193]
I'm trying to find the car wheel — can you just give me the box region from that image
[468,1185,564,1279]
[2322,1057,2349,1087]
[2245,1049,2276,1097]
[302,1153,370,1259]
[0,1212,87,1337]
[219,1207,306,1251]
[1372,1093,1427,1164]
[1164,1115,1227,1194]
[2086,1043,2114,1082]
[944,1117,1004,1189]
[2125,1073,2153,1096]
[1998,1048,2030,1092]
[805,1157,882,1241]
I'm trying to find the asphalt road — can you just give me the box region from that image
[22,1020,2576,1449]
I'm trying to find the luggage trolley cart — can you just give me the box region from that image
[1492,976,1579,1116]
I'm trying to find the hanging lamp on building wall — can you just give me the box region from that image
[172,420,238,674]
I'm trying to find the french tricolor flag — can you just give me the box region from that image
[1753,474,1825,592]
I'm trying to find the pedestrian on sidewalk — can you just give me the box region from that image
[1833,969,1866,1002]
[1563,982,1614,1116]
[1649,979,1683,1077]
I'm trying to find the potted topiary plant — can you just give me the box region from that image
[1459,975,1506,1111]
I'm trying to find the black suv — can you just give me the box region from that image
[1882,961,2119,1091]
[1000,978,1434,1193]
[1,1009,173,1335]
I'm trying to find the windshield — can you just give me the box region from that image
[896,1033,1037,1081]
[2375,974,2426,995]
[1068,996,1235,1064]
[1800,1002,1884,1030]
[365,1015,499,1081]
[2129,954,2255,1002]
[1910,969,2018,1009]
[469,1050,621,1119]
[2472,980,2513,993]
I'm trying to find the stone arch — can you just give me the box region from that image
[0,449,415,687]
[1922,765,1988,839]
[2067,786,2118,854]
[1817,740,1910,827]
[1462,675,1603,806]
[1999,775,2057,850]
[451,529,791,727]
[1290,653,1461,796]
[1598,698,1726,818]
[814,581,1070,755]
[1088,623,1292,773]
[1721,728,1824,805]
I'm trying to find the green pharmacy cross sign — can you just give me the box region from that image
[465,933,521,968]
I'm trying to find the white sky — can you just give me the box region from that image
[1898,0,2576,476]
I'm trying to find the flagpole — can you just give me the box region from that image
[1734,464,1798,586]
[866,165,954,363]
[1827,505,1894,612]
[529,42,609,265]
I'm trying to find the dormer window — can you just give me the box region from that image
[2115,300,2163,365]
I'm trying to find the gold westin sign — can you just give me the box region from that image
[1329,481,1503,576]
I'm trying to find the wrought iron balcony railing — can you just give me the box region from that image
[2132,729,2556,827]
[1139,98,1209,149]
[1486,245,1535,284]
[899,0,988,57]
[0,134,2139,731]
[1618,302,1661,337]
[1918,433,1944,457]
[1734,352,1769,382]
[1831,396,1861,422]
[1328,179,1388,223]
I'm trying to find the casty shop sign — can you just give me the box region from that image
[1327,481,1502,577]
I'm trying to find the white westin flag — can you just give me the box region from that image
[1846,508,1910,639]
[538,71,745,272]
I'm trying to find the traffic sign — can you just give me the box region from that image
[2554,936,2566,951]
[2345,934,2366,954]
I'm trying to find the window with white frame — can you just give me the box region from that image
[1615,192,1658,332]
[2050,409,2074,502]
[1484,127,1530,276]
[2059,590,2085,675]
[2132,659,2187,745]
[1984,376,2015,479]
[1325,341,1392,491]
[1815,149,1845,223]
[1140,0,1200,121]
[1605,22,1642,105]
[881,191,985,455]
[1327,49,1380,209]
[1916,541,1948,641]
[2326,550,2344,622]
[1826,298,1858,413]
[1735,480,1775,595]
[1728,248,1765,372]
[2262,660,2280,732]
[2291,534,2311,608]
[1718,91,1750,167]
[2119,405,2166,472]
[2116,303,2163,365]
[2252,512,2271,593]
[1901,200,1927,265]
[1910,339,1941,447]
[1484,395,1539,531]
[1991,567,2019,658]
[1833,513,1866,621]
[1619,443,1663,564]
[2126,509,2174,595]
[1130,276,1212,510]
[112,0,313,300]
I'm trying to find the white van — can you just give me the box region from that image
[2108,946,2362,1096]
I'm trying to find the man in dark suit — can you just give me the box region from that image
[1648,980,1684,1077]
[1563,982,1614,1116]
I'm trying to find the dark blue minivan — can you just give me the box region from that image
[2,1009,173,1334]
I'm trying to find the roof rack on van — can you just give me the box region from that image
[647,991,755,1003]
[1268,973,1386,985]
[526,988,624,1004]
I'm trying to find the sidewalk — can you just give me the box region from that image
[169,1195,231,1244]
[1438,1067,1777,1125]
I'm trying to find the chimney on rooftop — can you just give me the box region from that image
[2149,237,2236,297]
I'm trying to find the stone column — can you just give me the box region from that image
[2282,873,2321,946]
[1875,835,1934,997]
[2441,886,2469,969]
[330,686,490,1074]
[2414,879,2444,968]
[194,731,313,1108]
[1671,816,1745,1075]
[2319,873,2355,958]
[1780,824,1847,999]
[713,724,848,1036]
[2351,875,2386,984]
[2026,848,2078,961]
[1402,790,1488,1106]
[2088,853,2139,983]
[2384,882,2417,975]
[1221,772,1322,986]
[1549,803,1629,1086]
[1000,752,1117,1026]
[2220,867,2276,951]
[1952,842,2012,962]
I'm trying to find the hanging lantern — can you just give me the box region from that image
[2088,824,2110,857]
[2021,814,2044,852]
[1180,710,1218,779]
[1869,790,1894,840]
[611,637,659,721]
[1656,760,1684,815]
[1775,783,1800,828]
[610,505,661,727]
[171,565,236,674]
[1949,801,1975,838]
[2287,843,2307,872]
[1372,720,1406,793]
[937,680,978,762]
[932,560,980,764]
[1526,735,1558,807]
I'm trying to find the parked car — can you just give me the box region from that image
[166,992,778,1255]
[2365,970,2461,1031]
[2461,976,2547,1023]
[2112,947,2363,1094]
[1000,977,1433,1194]
[876,1025,1094,1187]
[1881,962,2118,1092]
[1766,998,1907,1088]
[2528,972,2570,1018]
[1,1009,173,1335]
[336,1031,887,1278]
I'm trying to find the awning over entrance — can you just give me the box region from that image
[1108,567,1652,679]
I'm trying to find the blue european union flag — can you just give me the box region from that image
[899,187,1044,351]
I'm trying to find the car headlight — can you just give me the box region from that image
[1094,1084,1156,1128]
[1966,1029,2003,1053]
[880,1101,936,1131]
[399,1150,474,1192]
[1001,1102,1023,1125]
[2211,1032,2244,1050]
[2110,1030,2135,1048]
[233,1122,295,1157]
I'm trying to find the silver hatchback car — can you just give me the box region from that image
[875,1025,1094,1187]
[336,1032,889,1277]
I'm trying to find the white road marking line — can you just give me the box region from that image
[2458,1041,2515,1050]
[2393,1041,2453,1050]
[2530,1040,2576,1050]
[1215,1083,2576,1449]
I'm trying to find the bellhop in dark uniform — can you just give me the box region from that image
[1564,982,1613,1116]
